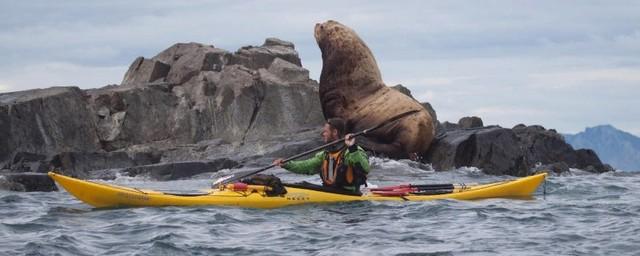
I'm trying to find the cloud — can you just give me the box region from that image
[0,62,127,91]
[529,68,640,89]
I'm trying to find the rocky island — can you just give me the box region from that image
[0,38,612,191]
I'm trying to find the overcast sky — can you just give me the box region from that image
[1,1,639,136]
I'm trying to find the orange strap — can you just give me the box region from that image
[321,150,343,185]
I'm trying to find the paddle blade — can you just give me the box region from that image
[211,165,274,187]
[212,174,235,187]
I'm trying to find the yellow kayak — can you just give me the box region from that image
[48,172,546,209]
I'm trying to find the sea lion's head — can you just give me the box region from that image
[314,20,376,66]
[314,20,347,54]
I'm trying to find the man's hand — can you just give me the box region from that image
[345,133,355,147]
[273,158,285,167]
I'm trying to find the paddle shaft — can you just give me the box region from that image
[213,109,421,186]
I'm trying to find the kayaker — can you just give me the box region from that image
[273,118,370,192]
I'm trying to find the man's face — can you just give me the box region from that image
[321,123,339,143]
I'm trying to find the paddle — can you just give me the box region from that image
[211,109,421,187]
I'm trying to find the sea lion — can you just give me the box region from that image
[314,20,435,159]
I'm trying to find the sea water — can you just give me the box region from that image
[1,158,639,255]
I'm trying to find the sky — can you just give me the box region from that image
[1,1,639,136]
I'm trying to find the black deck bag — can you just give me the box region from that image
[240,174,287,196]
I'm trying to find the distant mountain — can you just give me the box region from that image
[564,125,640,171]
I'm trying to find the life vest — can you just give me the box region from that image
[320,148,366,189]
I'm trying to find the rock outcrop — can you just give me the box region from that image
[0,38,325,190]
[425,126,530,176]
[512,124,614,173]
[95,159,240,181]
[0,87,101,165]
[458,116,483,129]
[424,124,614,176]
[0,172,58,192]
[393,87,613,176]
[95,39,323,150]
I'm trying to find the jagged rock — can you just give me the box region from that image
[153,42,213,65]
[0,173,58,192]
[0,177,23,191]
[263,37,295,48]
[229,46,274,70]
[458,116,483,129]
[425,124,614,176]
[260,38,301,66]
[421,102,437,125]
[5,148,163,177]
[229,38,302,70]
[440,121,459,131]
[573,148,602,166]
[98,39,323,152]
[87,85,185,150]
[421,102,442,137]
[0,38,324,181]
[583,163,615,173]
[512,124,612,173]
[0,87,101,166]
[122,42,230,86]
[573,149,615,173]
[117,159,239,181]
[158,43,230,84]
[267,58,311,83]
[435,116,484,133]
[531,162,570,174]
[242,70,323,142]
[424,126,529,176]
[392,84,413,98]
[121,57,171,86]
[49,151,161,178]
[247,128,324,166]
[156,127,324,168]
[5,152,49,173]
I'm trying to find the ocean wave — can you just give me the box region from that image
[2,161,640,255]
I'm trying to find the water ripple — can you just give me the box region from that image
[1,168,639,255]
[1,194,23,203]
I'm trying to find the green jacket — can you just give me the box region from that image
[282,146,370,191]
